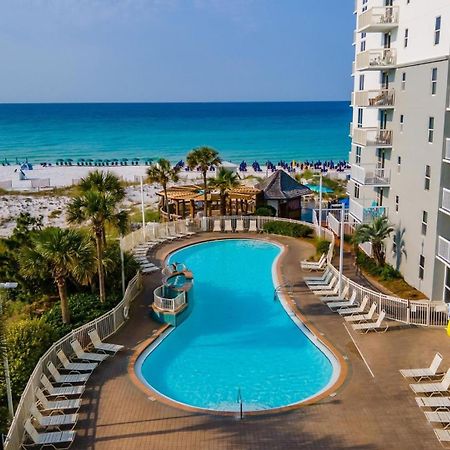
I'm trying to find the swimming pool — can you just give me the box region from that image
[136,239,340,412]
[305,183,333,194]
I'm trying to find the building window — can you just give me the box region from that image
[357,108,363,128]
[404,28,409,47]
[362,0,368,12]
[421,211,428,235]
[395,195,399,212]
[419,255,425,280]
[359,75,365,91]
[355,146,362,164]
[431,68,437,95]
[401,72,406,90]
[424,165,431,190]
[445,267,450,303]
[400,114,404,132]
[397,156,401,173]
[435,16,441,45]
[360,40,366,52]
[354,183,360,199]
[428,117,434,143]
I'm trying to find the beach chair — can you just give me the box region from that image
[142,266,160,274]
[305,271,333,286]
[30,403,78,430]
[338,296,368,316]
[212,220,222,232]
[424,411,450,427]
[304,267,331,283]
[320,284,350,302]
[327,291,358,310]
[345,302,377,322]
[70,339,109,363]
[311,277,338,295]
[410,368,450,395]
[88,329,124,355]
[352,310,388,333]
[416,396,450,411]
[47,362,90,385]
[36,388,81,413]
[224,219,233,232]
[434,429,450,446]
[40,374,84,398]
[23,418,76,450]
[248,220,258,233]
[235,219,244,232]
[400,353,443,381]
[300,254,326,271]
[56,350,97,373]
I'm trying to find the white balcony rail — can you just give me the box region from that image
[154,286,186,312]
[352,89,395,107]
[327,213,341,236]
[358,6,399,31]
[438,236,450,266]
[352,127,393,146]
[356,48,397,70]
[442,188,450,213]
[349,198,388,223]
[445,138,450,161]
[351,164,391,185]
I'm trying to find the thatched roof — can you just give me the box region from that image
[257,169,312,200]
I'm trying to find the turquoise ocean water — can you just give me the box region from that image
[0,102,350,164]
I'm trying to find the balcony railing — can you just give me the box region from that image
[442,188,450,214]
[358,6,399,32]
[351,164,391,186]
[349,198,388,223]
[445,138,450,162]
[352,127,393,147]
[438,236,450,266]
[356,48,397,71]
[352,89,395,108]
[153,286,186,312]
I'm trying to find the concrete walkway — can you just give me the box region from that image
[71,234,447,450]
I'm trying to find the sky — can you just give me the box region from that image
[0,0,355,103]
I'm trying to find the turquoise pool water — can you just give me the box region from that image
[305,184,334,194]
[136,239,338,412]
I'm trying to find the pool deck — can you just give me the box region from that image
[71,233,449,450]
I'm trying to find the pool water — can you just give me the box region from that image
[137,239,337,411]
[305,183,333,194]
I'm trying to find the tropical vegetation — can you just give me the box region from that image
[262,221,313,238]
[209,167,240,215]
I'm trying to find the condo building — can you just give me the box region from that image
[349,0,450,301]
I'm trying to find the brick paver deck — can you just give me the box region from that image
[71,234,448,450]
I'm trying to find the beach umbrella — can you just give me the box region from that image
[77,158,85,166]
[94,158,103,166]
[132,157,140,166]
[103,159,110,166]
[111,158,119,166]
[121,158,128,165]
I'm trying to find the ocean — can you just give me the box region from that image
[0,102,351,164]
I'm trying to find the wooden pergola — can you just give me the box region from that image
[157,184,260,219]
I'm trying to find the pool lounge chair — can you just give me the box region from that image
[352,310,388,333]
[36,388,81,413]
[304,267,331,283]
[212,220,222,232]
[141,266,160,274]
[410,368,450,395]
[327,291,358,310]
[23,418,76,450]
[88,329,124,355]
[338,296,369,316]
[424,411,450,427]
[30,403,78,430]
[248,220,258,232]
[56,350,97,373]
[400,353,443,381]
[235,219,244,232]
[301,254,326,271]
[47,362,90,385]
[320,284,350,302]
[312,278,338,295]
[70,339,109,363]
[434,429,450,446]
[345,302,377,322]
[224,220,233,232]
[416,396,450,410]
[305,271,333,286]
[40,374,84,398]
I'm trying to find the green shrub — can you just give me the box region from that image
[262,221,313,238]
[356,251,401,281]
[380,265,402,281]
[255,205,276,217]
[0,405,9,438]
[315,239,330,256]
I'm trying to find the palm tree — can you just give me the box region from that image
[67,172,128,303]
[392,226,407,271]
[19,228,95,324]
[353,216,394,267]
[146,159,181,220]
[209,168,240,215]
[186,146,221,216]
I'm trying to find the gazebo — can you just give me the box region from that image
[256,169,312,219]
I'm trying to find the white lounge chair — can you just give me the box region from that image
[224,220,233,232]
[415,396,450,410]
[301,254,326,271]
[235,220,244,232]
[424,410,450,427]
[56,350,97,373]
[434,429,450,445]
[30,403,78,430]
[352,310,388,333]
[23,418,76,450]
[327,291,358,310]
[40,374,84,398]
[320,284,350,302]
[36,388,81,413]
[400,353,443,381]
[88,329,124,355]
[47,362,89,385]
[212,220,222,232]
[345,303,377,323]
[248,220,258,232]
[338,296,368,316]
[70,339,108,363]
[312,278,338,295]
[141,266,160,274]
[410,368,450,395]
[304,267,331,283]
[306,271,333,286]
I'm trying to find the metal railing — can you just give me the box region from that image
[351,164,391,185]
[358,6,399,31]
[349,198,388,224]
[442,188,450,213]
[356,48,397,70]
[352,127,393,146]
[438,236,450,266]
[3,273,143,450]
[153,286,186,312]
[445,138,450,160]
[352,89,395,108]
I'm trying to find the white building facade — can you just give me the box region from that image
[349,0,450,301]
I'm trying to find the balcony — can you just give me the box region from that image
[352,127,393,147]
[352,89,395,108]
[357,6,399,33]
[351,164,391,186]
[441,188,450,216]
[356,48,397,71]
[349,198,388,224]
[444,138,450,163]
[438,236,450,266]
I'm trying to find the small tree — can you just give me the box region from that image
[146,159,181,219]
[353,216,394,267]
[209,168,240,215]
[186,146,221,216]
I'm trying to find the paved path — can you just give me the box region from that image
[71,234,447,450]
